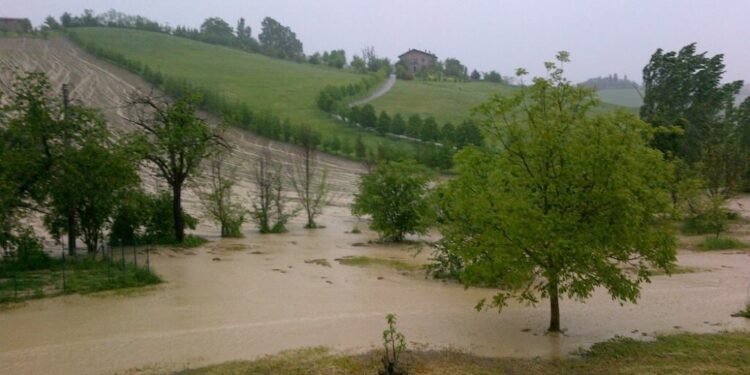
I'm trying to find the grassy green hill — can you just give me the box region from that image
[369,80,517,125]
[71,27,408,155]
[597,88,643,108]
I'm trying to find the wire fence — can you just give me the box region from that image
[0,240,154,304]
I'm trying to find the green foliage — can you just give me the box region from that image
[482,70,503,83]
[127,94,224,243]
[433,54,676,332]
[198,155,247,238]
[68,27,418,163]
[352,160,434,242]
[698,236,748,251]
[109,191,198,246]
[249,151,299,233]
[443,58,468,81]
[641,43,744,166]
[0,257,161,304]
[258,17,304,62]
[0,228,52,272]
[380,314,407,375]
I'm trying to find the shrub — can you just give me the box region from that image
[698,236,748,251]
[1,228,52,273]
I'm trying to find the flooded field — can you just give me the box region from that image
[0,205,748,374]
[1,36,749,375]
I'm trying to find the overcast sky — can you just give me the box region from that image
[4,0,749,84]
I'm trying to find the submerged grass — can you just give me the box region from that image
[698,236,749,251]
[0,257,162,304]
[334,256,421,272]
[176,331,750,374]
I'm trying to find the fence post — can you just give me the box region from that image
[146,246,150,271]
[120,240,125,269]
[13,272,18,299]
[133,239,137,267]
[61,242,66,293]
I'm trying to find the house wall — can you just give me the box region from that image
[399,51,436,73]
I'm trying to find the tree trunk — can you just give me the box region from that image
[548,281,561,332]
[67,210,76,256]
[173,182,185,243]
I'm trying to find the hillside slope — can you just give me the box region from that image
[69,27,415,156]
[0,36,365,219]
[369,80,517,125]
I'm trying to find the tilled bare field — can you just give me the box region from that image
[0,36,365,219]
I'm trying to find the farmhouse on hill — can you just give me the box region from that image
[0,18,32,33]
[399,49,437,73]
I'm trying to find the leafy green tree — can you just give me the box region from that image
[641,43,743,163]
[441,122,455,144]
[355,136,366,159]
[377,111,391,134]
[352,160,434,242]
[483,70,503,83]
[444,58,468,80]
[455,120,483,148]
[200,17,234,45]
[127,94,225,243]
[406,114,423,138]
[470,69,481,80]
[351,55,367,73]
[421,117,439,141]
[359,104,377,129]
[198,154,247,237]
[249,148,298,233]
[0,73,68,250]
[258,17,304,61]
[432,54,676,332]
[390,114,405,135]
[46,138,139,253]
[290,126,330,229]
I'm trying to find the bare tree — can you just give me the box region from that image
[249,147,298,233]
[198,153,246,237]
[290,125,330,228]
[126,92,226,242]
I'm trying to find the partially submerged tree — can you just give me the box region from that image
[432,53,676,332]
[290,126,330,229]
[352,160,433,242]
[198,153,247,237]
[127,93,225,243]
[249,148,298,233]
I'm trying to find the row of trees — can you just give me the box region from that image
[354,46,750,333]
[579,73,640,90]
[0,71,335,262]
[49,10,305,63]
[348,105,483,148]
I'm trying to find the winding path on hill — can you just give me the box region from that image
[349,73,396,107]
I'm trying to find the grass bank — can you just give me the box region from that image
[176,331,750,374]
[0,256,161,304]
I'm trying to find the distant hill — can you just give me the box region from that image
[579,74,641,90]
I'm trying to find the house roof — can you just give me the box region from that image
[398,49,437,59]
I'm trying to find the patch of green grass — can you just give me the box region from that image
[596,88,643,108]
[334,256,420,272]
[732,304,750,318]
[698,236,749,251]
[0,257,161,304]
[71,28,416,157]
[173,235,209,249]
[369,80,518,125]
[175,332,750,374]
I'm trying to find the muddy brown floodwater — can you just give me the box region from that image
[0,206,749,375]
